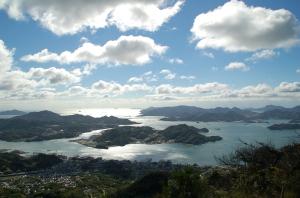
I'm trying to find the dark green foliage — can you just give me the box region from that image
[81,124,222,148]
[268,123,300,130]
[0,152,63,173]
[1,143,300,197]
[0,173,129,198]
[111,143,300,198]
[216,143,300,197]
[94,126,154,147]
[112,172,169,198]
[162,167,212,198]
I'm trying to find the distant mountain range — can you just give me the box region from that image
[141,105,300,122]
[0,111,136,142]
[0,110,26,116]
[246,105,287,112]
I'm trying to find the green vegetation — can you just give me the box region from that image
[0,173,129,198]
[0,111,136,141]
[0,151,63,173]
[113,143,300,198]
[1,143,300,197]
[75,124,222,149]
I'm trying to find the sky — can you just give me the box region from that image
[0,0,299,111]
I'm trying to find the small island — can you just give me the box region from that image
[74,124,222,149]
[0,110,26,116]
[0,111,136,142]
[268,123,300,130]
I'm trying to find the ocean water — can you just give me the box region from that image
[0,108,299,166]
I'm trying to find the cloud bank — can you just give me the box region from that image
[21,35,167,66]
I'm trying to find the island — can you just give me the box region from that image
[141,105,300,122]
[0,110,26,116]
[289,119,300,123]
[0,110,136,142]
[141,106,258,122]
[74,124,222,149]
[268,123,300,130]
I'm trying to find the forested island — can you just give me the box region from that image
[0,111,136,142]
[268,123,300,130]
[0,110,26,116]
[141,105,300,122]
[75,124,221,149]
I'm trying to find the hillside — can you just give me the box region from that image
[0,111,136,142]
[141,105,300,122]
[75,124,222,149]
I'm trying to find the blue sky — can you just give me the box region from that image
[0,0,299,110]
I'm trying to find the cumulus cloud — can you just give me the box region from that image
[0,0,184,35]
[225,62,249,71]
[202,52,215,59]
[21,35,167,66]
[191,0,300,52]
[91,80,152,96]
[127,71,158,83]
[160,69,176,80]
[0,40,14,74]
[155,82,228,95]
[168,58,183,64]
[276,82,300,92]
[235,84,274,98]
[28,67,81,86]
[180,75,195,80]
[246,50,277,62]
[0,70,37,91]
[128,77,143,83]
[0,38,88,100]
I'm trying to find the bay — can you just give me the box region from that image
[0,108,299,166]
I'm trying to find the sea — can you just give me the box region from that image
[0,108,299,166]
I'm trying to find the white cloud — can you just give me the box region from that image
[91,80,152,96]
[180,75,195,80]
[128,71,158,83]
[128,77,143,83]
[202,52,215,59]
[276,82,300,92]
[236,84,274,97]
[21,35,167,66]
[225,62,249,71]
[155,82,228,95]
[0,40,14,74]
[0,70,37,91]
[246,50,277,62]
[168,58,183,64]
[191,0,300,52]
[296,69,300,73]
[0,39,87,99]
[28,67,81,86]
[0,0,184,35]
[80,37,89,43]
[160,69,176,80]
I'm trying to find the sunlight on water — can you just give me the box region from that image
[61,108,141,118]
[0,109,299,165]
